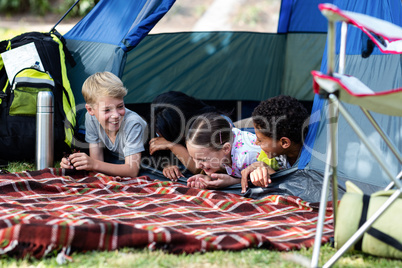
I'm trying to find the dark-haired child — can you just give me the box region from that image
[241,95,309,193]
[148,91,231,181]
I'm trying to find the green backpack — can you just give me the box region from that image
[9,68,54,116]
[0,31,76,161]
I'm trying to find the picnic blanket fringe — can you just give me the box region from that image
[0,240,18,255]
[0,239,58,259]
[1,239,71,263]
[0,168,334,259]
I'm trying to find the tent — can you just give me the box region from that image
[64,0,327,123]
[63,0,402,201]
[298,0,402,194]
[267,0,402,199]
[64,0,176,129]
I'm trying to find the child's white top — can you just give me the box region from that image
[85,108,147,162]
[223,127,261,177]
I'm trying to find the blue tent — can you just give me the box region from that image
[65,0,330,110]
[65,0,176,52]
[63,0,402,201]
[298,0,402,192]
[64,0,176,105]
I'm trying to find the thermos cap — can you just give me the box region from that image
[37,91,54,113]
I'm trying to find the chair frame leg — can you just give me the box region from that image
[361,107,402,191]
[336,99,402,188]
[312,6,402,267]
[360,108,402,164]
[311,141,333,268]
[316,95,402,268]
[323,182,402,268]
[311,94,339,268]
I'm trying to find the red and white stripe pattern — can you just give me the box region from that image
[0,168,333,259]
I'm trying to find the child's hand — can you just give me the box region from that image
[209,173,240,189]
[249,167,272,188]
[187,174,211,189]
[68,152,94,171]
[187,173,238,190]
[163,165,184,182]
[149,137,173,155]
[60,156,74,169]
[241,161,269,193]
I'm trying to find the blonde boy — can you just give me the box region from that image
[60,72,147,177]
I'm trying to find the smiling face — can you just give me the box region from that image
[86,96,126,136]
[186,142,231,176]
[254,124,286,159]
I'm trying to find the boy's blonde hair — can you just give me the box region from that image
[82,71,128,105]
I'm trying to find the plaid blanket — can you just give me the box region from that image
[0,168,334,259]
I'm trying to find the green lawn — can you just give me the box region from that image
[0,27,29,40]
[0,242,401,268]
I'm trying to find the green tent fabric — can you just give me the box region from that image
[123,32,285,103]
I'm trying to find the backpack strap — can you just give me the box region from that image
[366,228,402,251]
[51,30,76,68]
[0,41,11,104]
[49,32,77,147]
[0,80,8,103]
[355,194,402,252]
[355,194,370,251]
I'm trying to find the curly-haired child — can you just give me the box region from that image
[240,95,309,193]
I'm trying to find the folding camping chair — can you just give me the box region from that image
[309,3,402,267]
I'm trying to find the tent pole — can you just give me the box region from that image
[49,0,81,33]
[236,101,242,121]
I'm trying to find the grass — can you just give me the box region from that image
[4,161,36,172]
[0,28,29,40]
[1,242,401,268]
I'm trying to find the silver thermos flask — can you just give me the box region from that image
[36,91,54,170]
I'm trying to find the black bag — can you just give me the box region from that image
[0,31,76,161]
